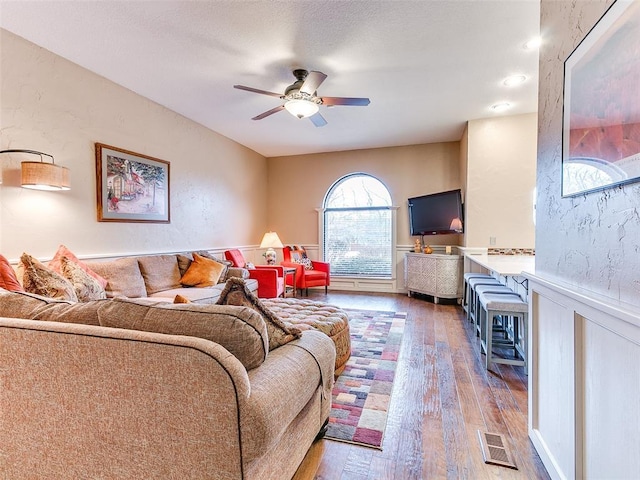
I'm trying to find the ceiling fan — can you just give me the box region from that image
[233,69,370,127]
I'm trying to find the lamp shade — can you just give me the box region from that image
[21,161,68,191]
[284,99,319,119]
[260,231,284,249]
[0,149,70,191]
[449,217,463,232]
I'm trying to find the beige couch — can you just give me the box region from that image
[0,289,335,479]
[84,252,259,304]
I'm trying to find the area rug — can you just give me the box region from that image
[325,309,406,449]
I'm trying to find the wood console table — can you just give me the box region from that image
[404,252,462,303]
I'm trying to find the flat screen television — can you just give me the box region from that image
[408,189,463,236]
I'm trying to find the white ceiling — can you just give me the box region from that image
[0,0,540,158]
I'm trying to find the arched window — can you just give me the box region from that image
[323,173,393,277]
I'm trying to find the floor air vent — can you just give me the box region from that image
[477,430,518,469]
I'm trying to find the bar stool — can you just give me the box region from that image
[472,284,515,335]
[478,292,528,371]
[463,273,495,317]
[466,276,502,324]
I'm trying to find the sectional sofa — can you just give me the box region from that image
[0,250,337,479]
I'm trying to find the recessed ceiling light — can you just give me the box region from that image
[524,36,542,50]
[503,74,527,86]
[491,102,512,112]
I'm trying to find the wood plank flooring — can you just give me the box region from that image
[291,291,549,480]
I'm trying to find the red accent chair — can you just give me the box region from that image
[224,249,285,299]
[281,246,330,296]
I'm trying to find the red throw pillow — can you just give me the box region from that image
[0,254,24,292]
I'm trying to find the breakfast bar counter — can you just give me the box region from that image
[464,253,535,276]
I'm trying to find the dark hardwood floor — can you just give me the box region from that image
[292,290,549,480]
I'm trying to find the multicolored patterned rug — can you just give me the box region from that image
[325,309,406,449]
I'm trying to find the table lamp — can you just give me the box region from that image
[260,231,284,265]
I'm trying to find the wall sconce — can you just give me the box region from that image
[259,231,284,265]
[0,149,70,191]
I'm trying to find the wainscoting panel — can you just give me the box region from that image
[527,274,640,480]
[528,288,575,480]
[581,314,640,479]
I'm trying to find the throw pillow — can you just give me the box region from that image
[293,257,314,270]
[216,277,302,351]
[137,255,182,295]
[20,253,78,302]
[178,252,231,283]
[0,254,24,292]
[180,253,226,287]
[173,294,191,304]
[60,256,107,302]
[48,244,108,288]
[86,257,148,298]
[98,298,269,370]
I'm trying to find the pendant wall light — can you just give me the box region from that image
[0,149,70,191]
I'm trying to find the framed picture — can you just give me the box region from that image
[95,143,170,223]
[562,0,640,197]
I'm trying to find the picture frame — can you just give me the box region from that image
[562,0,640,197]
[95,143,170,223]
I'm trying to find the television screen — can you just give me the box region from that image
[408,189,463,236]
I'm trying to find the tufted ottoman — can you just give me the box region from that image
[262,297,351,376]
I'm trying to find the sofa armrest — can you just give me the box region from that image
[0,317,250,479]
[255,265,284,277]
[247,268,283,298]
[311,260,330,275]
[226,267,250,280]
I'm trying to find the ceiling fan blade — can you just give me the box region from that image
[300,71,327,95]
[234,85,283,98]
[252,105,285,120]
[309,112,327,127]
[321,96,370,106]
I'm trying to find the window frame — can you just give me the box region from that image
[319,173,397,279]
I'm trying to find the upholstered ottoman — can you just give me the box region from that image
[262,298,351,376]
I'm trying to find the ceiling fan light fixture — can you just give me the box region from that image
[284,99,319,119]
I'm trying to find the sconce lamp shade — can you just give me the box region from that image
[449,217,463,232]
[21,162,70,191]
[0,149,70,191]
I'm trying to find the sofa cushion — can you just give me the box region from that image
[20,253,78,302]
[0,255,23,292]
[148,285,225,304]
[87,257,147,298]
[0,289,104,326]
[180,253,226,287]
[48,244,108,288]
[97,298,269,370]
[216,277,301,351]
[60,256,107,302]
[137,255,182,295]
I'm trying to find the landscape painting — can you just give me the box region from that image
[96,143,170,223]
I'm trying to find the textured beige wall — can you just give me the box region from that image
[464,112,537,248]
[267,142,461,248]
[536,0,640,306]
[0,30,267,261]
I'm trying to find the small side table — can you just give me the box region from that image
[282,266,297,298]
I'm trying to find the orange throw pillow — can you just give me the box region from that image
[0,254,23,292]
[173,294,191,304]
[180,253,226,288]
